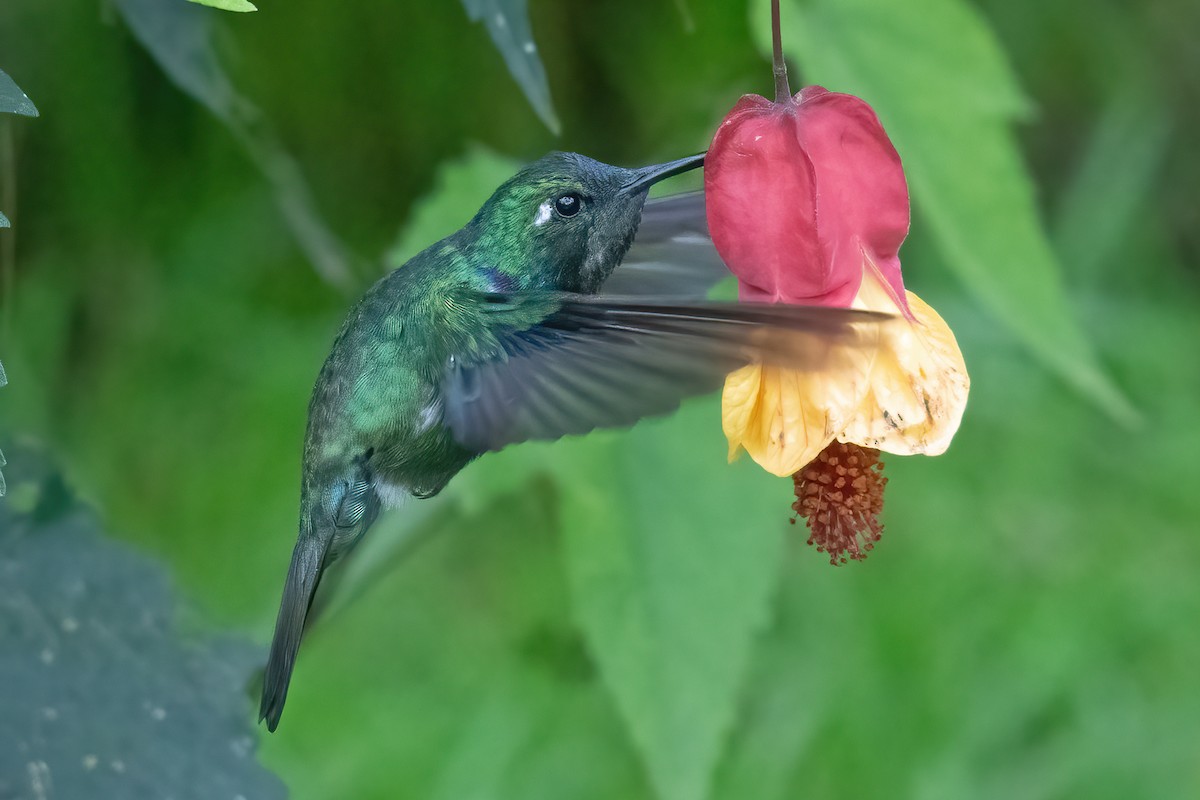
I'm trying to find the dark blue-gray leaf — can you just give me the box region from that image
[0,453,286,800]
[0,68,39,117]
[0,362,6,496]
[462,0,561,135]
[1,70,36,230]
[0,362,5,495]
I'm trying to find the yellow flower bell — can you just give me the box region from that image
[721,258,969,480]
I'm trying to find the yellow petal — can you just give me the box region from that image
[722,363,762,462]
[723,363,848,477]
[838,258,970,456]
[721,251,968,475]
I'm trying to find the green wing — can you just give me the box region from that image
[440,293,887,453]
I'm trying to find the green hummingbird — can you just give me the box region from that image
[259,150,879,731]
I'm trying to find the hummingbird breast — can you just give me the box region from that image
[303,263,480,507]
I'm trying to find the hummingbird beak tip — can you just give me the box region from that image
[621,152,706,193]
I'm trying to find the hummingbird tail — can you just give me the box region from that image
[260,530,330,732]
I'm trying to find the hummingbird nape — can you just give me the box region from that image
[259,150,886,731]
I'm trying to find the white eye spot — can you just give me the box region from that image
[495,13,506,27]
[523,42,536,54]
[534,200,553,227]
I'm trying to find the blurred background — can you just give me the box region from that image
[1,0,1198,798]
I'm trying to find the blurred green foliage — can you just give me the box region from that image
[1,0,1197,798]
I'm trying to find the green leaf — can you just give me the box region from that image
[0,68,39,117]
[462,0,561,135]
[710,578,838,800]
[0,451,286,799]
[188,0,258,10]
[113,0,360,293]
[1052,83,1170,285]
[757,0,1138,425]
[556,399,788,800]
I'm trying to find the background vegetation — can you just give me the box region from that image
[1,0,1197,798]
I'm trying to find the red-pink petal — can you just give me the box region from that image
[794,87,910,313]
[705,94,829,304]
[705,86,911,314]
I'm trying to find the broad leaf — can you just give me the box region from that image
[710,576,838,800]
[556,398,787,800]
[188,0,258,11]
[0,453,286,800]
[757,0,1137,424]
[462,0,561,135]
[1052,83,1170,285]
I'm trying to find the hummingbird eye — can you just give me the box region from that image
[553,193,583,218]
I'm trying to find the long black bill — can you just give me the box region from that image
[620,152,706,194]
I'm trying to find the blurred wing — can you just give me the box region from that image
[441,294,888,453]
[603,192,731,298]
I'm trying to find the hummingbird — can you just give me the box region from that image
[259,150,881,731]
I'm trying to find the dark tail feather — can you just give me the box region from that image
[260,532,329,732]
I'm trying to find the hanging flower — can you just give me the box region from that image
[704,1,969,562]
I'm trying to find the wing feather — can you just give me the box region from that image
[603,193,730,297]
[442,294,889,453]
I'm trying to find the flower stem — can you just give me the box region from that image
[772,0,792,103]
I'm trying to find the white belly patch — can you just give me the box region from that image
[373,479,410,510]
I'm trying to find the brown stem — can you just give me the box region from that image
[772,0,792,103]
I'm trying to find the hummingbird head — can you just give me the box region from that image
[468,151,705,293]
